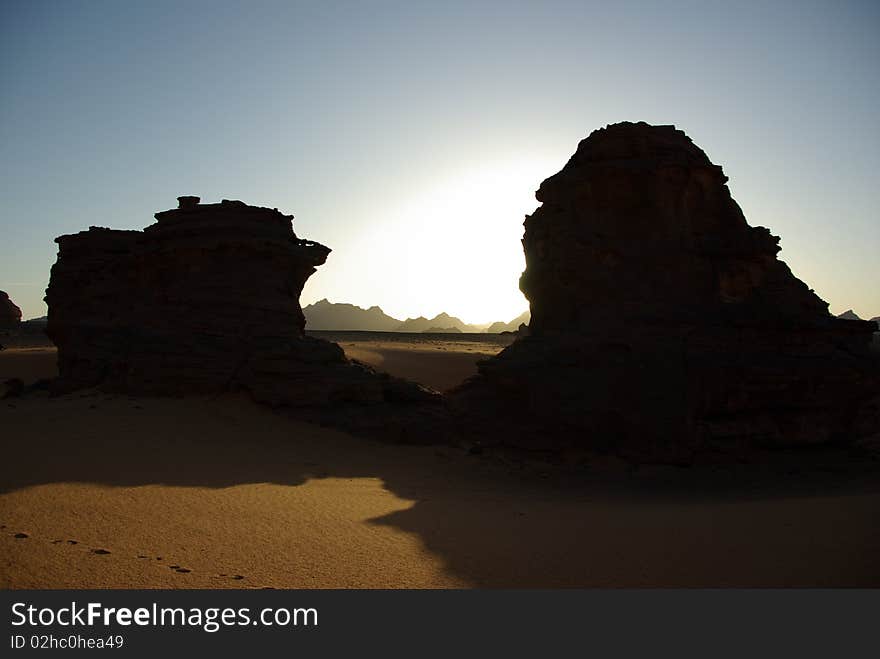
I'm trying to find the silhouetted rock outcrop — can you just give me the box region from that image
[45,197,443,435]
[453,122,880,461]
[0,291,22,329]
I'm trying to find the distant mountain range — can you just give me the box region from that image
[836,310,880,325]
[303,300,401,331]
[485,310,531,334]
[304,302,880,334]
[303,299,530,333]
[837,309,862,321]
[836,310,879,350]
[396,312,481,333]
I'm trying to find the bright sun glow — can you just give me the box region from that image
[303,155,561,325]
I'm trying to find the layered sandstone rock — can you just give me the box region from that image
[45,197,441,433]
[454,122,880,460]
[0,291,22,329]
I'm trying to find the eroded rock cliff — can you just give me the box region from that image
[45,197,440,434]
[453,122,880,460]
[0,291,22,329]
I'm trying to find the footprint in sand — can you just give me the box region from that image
[35,532,245,583]
[14,532,29,539]
[218,573,245,581]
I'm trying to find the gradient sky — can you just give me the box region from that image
[2,1,878,323]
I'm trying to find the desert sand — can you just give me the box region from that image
[0,346,57,385]
[309,330,515,392]
[1,340,879,588]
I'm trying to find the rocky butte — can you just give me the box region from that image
[0,291,22,329]
[452,122,880,461]
[45,197,441,437]
[39,127,880,461]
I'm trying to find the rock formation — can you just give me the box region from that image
[45,197,442,436]
[453,122,880,461]
[0,291,22,329]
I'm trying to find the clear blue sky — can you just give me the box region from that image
[2,0,878,323]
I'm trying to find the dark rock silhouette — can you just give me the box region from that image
[0,291,22,329]
[35,132,880,462]
[453,122,880,461]
[44,197,442,433]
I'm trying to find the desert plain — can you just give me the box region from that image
[1,332,879,588]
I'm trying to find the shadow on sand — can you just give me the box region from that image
[2,391,879,587]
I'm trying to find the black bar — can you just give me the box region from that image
[2,590,878,656]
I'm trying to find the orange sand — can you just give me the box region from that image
[339,338,503,391]
[1,343,878,588]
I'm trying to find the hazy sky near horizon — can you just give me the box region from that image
[1,1,878,323]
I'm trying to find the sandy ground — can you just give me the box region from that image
[0,333,504,393]
[1,342,879,588]
[341,343,493,392]
[0,346,58,385]
[312,330,514,392]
